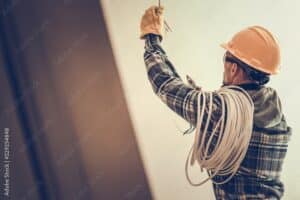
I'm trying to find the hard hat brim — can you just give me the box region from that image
[220,43,228,50]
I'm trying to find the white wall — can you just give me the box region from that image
[101,0,300,199]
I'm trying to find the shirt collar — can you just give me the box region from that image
[221,82,262,90]
[236,82,262,90]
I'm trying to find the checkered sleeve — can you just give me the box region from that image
[143,34,222,133]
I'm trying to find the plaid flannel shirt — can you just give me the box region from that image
[143,34,292,200]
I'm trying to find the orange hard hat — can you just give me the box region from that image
[221,26,280,75]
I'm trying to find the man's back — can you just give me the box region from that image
[212,85,292,200]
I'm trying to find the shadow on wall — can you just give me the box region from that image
[0,0,152,199]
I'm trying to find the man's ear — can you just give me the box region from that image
[230,63,238,75]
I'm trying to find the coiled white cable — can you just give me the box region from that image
[185,85,254,186]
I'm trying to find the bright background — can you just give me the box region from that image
[101,0,300,199]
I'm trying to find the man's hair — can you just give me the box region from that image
[225,54,270,85]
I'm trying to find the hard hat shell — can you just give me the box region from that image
[221,26,280,75]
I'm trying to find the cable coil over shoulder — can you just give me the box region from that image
[185,76,254,186]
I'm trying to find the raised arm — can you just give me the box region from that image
[140,6,223,136]
[143,34,200,127]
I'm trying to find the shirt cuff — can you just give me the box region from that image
[144,34,166,55]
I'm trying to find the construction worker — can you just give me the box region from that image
[140,6,292,200]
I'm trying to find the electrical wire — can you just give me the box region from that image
[158,0,172,32]
[185,85,254,186]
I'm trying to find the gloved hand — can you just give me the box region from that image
[140,6,164,40]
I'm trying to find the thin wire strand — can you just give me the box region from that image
[158,0,172,32]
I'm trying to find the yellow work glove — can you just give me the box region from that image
[140,6,164,40]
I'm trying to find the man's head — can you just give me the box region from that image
[221,26,280,86]
[222,51,270,86]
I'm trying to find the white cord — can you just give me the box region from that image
[185,85,254,186]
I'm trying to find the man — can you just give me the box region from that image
[140,6,292,200]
